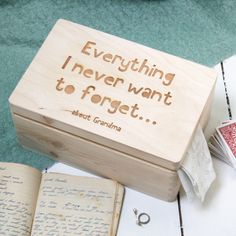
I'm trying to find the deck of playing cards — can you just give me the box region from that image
[209,120,236,168]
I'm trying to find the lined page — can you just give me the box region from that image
[31,172,119,236]
[0,162,42,236]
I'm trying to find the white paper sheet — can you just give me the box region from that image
[178,125,216,202]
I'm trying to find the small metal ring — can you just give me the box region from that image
[137,212,151,225]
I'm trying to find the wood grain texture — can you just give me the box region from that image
[45,56,236,235]
[13,113,180,202]
[9,19,217,170]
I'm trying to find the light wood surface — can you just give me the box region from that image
[12,113,180,201]
[9,19,217,170]
[48,56,236,236]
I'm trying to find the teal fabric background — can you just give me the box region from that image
[0,0,236,170]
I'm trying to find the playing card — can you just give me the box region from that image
[209,120,236,169]
[217,122,236,159]
[208,141,232,165]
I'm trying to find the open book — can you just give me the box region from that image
[0,162,124,236]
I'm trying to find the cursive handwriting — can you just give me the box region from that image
[31,173,116,236]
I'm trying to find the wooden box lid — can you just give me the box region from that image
[9,19,217,171]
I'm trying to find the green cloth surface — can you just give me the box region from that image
[1,0,236,170]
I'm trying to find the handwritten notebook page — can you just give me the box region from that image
[31,172,124,236]
[0,162,42,236]
[111,182,124,236]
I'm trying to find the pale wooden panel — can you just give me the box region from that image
[12,114,180,202]
[9,19,216,170]
[181,60,236,236]
[181,159,236,236]
[48,163,181,236]
[47,57,236,236]
[204,63,230,140]
[223,55,236,118]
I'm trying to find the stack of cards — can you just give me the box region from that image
[209,120,236,168]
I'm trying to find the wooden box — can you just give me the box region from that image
[9,19,217,202]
